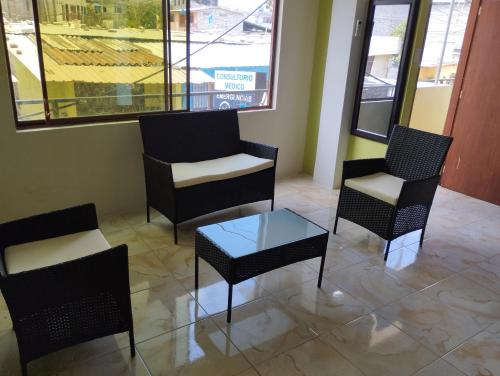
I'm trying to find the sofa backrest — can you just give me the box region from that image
[139,110,241,163]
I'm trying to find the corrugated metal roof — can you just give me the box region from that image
[136,41,272,68]
[36,34,164,67]
[8,34,213,84]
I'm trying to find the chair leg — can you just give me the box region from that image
[419,227,426,247]
[146,205,150,223]
[333,215,339,235]
[174,224,178,244]
[129,328,136,357]
[384,240,391,261]
[20,360,27,376]
[333,186,343,235]
[271,198,275,211]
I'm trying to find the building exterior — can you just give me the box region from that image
[1,0,33,20]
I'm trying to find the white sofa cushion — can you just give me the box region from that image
[5,229,110,274]
[345,172,405,206]
[171,153,274,189]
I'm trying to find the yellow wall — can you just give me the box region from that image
[347,135,387,160]
[409,85,452,134]
[418,64,458,82]
[303,0,334,174]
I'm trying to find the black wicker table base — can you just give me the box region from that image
[195,208,329,323]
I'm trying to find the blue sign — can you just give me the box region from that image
[213,92,257,110]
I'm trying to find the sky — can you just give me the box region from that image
[218,0,268,12]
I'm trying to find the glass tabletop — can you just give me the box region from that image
[197,209,328,258]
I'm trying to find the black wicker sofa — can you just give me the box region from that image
[139,110,278,244]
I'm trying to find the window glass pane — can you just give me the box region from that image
[189,0,276,111]
[170,0,188,111]
[35,0,166,119]
[418,0,472,86]
[1,0,279,126]
[1,0,45,121]
[363,4,410,100]
[357,4,410,137]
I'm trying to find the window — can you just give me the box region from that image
[0,0,279,127]
[417,0,472,86]
[351,0,419,142]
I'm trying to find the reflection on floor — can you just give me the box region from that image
[1,175,499,376]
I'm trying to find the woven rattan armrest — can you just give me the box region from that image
[397,175,441,209]
[142,153,176,214]
[342,158,386,180]
[240,140,278,162]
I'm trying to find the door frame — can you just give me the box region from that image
[442,0,482,137]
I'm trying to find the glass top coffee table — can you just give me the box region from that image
[195,208,329,322]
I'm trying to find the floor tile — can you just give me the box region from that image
[406,238,486,273]
[422,274,500,328]
[384,247,455,291]
[486,320,500,335]
[254,263,318,293]
[414,359,466,376]
[377,292,483,356]
[273,193,324,215]
[326,258,416,310]
[235,368,260,376]
[129,250,173,293]
[179,270,268,316]
[0,294,12,333]
[106,228,151,256]
[155,244,211,281]
[58,347,148,376]
[135,222,175,250]
[100,215,132,235]
[444,330,500,376]
[306,247,364,274]
[255,336,363,376]
[31,332,130,375]
[212,296,317,365]
[305,207,338,229]
[450,222,500,259]
[137,319,251,376]
[461,263,500,295]
[324,313,436,376]
[130,278,208,343]
[0,330,21,376]
[273,279,370,334]
[122,209,168,228]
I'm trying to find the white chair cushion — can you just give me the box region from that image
[345,172,406,206]
[5,229,110,274]
[171,153,274,189]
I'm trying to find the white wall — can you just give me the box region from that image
[313,0,369,188]
[0,0,319,222]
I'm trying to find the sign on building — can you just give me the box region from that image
[214,71,256,92]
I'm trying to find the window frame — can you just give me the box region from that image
[350,0,419,143]
[0,0,281,130]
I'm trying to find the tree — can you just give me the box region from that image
[126,1,162,29]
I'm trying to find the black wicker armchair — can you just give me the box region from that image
[140,110,278,244]
[0,204,134,375]
[334,126,453,260]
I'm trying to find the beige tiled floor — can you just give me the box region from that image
[1,174,500,375]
